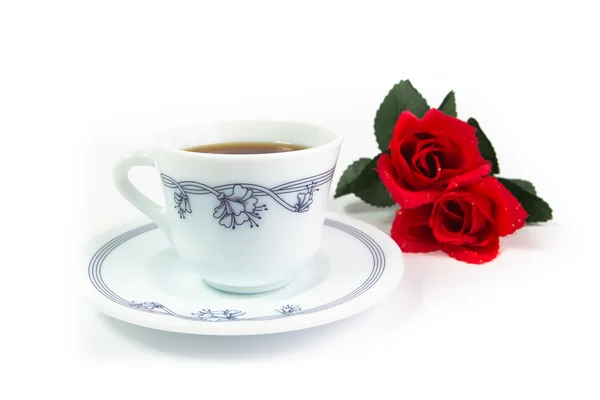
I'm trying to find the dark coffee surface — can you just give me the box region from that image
[184,141,308,155]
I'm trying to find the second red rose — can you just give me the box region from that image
[390,176,527,264]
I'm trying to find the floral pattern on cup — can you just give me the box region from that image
[174,192,191,219]
[213,185,267,229]
[161,167,334,230]
[294,183,318,213]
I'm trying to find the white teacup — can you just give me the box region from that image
[113,121,342,294]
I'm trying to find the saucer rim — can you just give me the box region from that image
[82,211,404,336]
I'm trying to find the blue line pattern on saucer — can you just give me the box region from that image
[87,219,386,322]
[161,167,334,229]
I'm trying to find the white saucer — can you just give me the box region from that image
[84,212,404,335]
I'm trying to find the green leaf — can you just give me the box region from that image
[498,177,552,223]
[505,178,536,195]
[355,180,396,208]
[334,158,373,198]
[467,118,500,175]
[375,80,429,151]
[438,90,457,117]
[334,156,396,207]
[349,154,385,193]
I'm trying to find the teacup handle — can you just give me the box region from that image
[113,150,171,241]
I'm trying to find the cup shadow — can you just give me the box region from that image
[101,314,354,360]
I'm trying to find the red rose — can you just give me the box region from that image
[377,109,491,208]
[391,176,527,263]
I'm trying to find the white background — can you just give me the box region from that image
[1,0,599,398]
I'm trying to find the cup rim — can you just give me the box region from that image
[152,120,343,160]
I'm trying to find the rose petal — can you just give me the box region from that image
[391,133,429,189]
[440,198,465,221]
[468,192,494,223]
[442,236,500,264]
[458,200,473,234]
[421,109,481,161]
[445,161,492,189]
[470,177,527,236]
[469,204,488,234]
[431,197,468,244]
[378,154,441,208]
[390,113,434,189]
[391,206,440,253]
[412,146,442,180]
[389,111,422,151]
